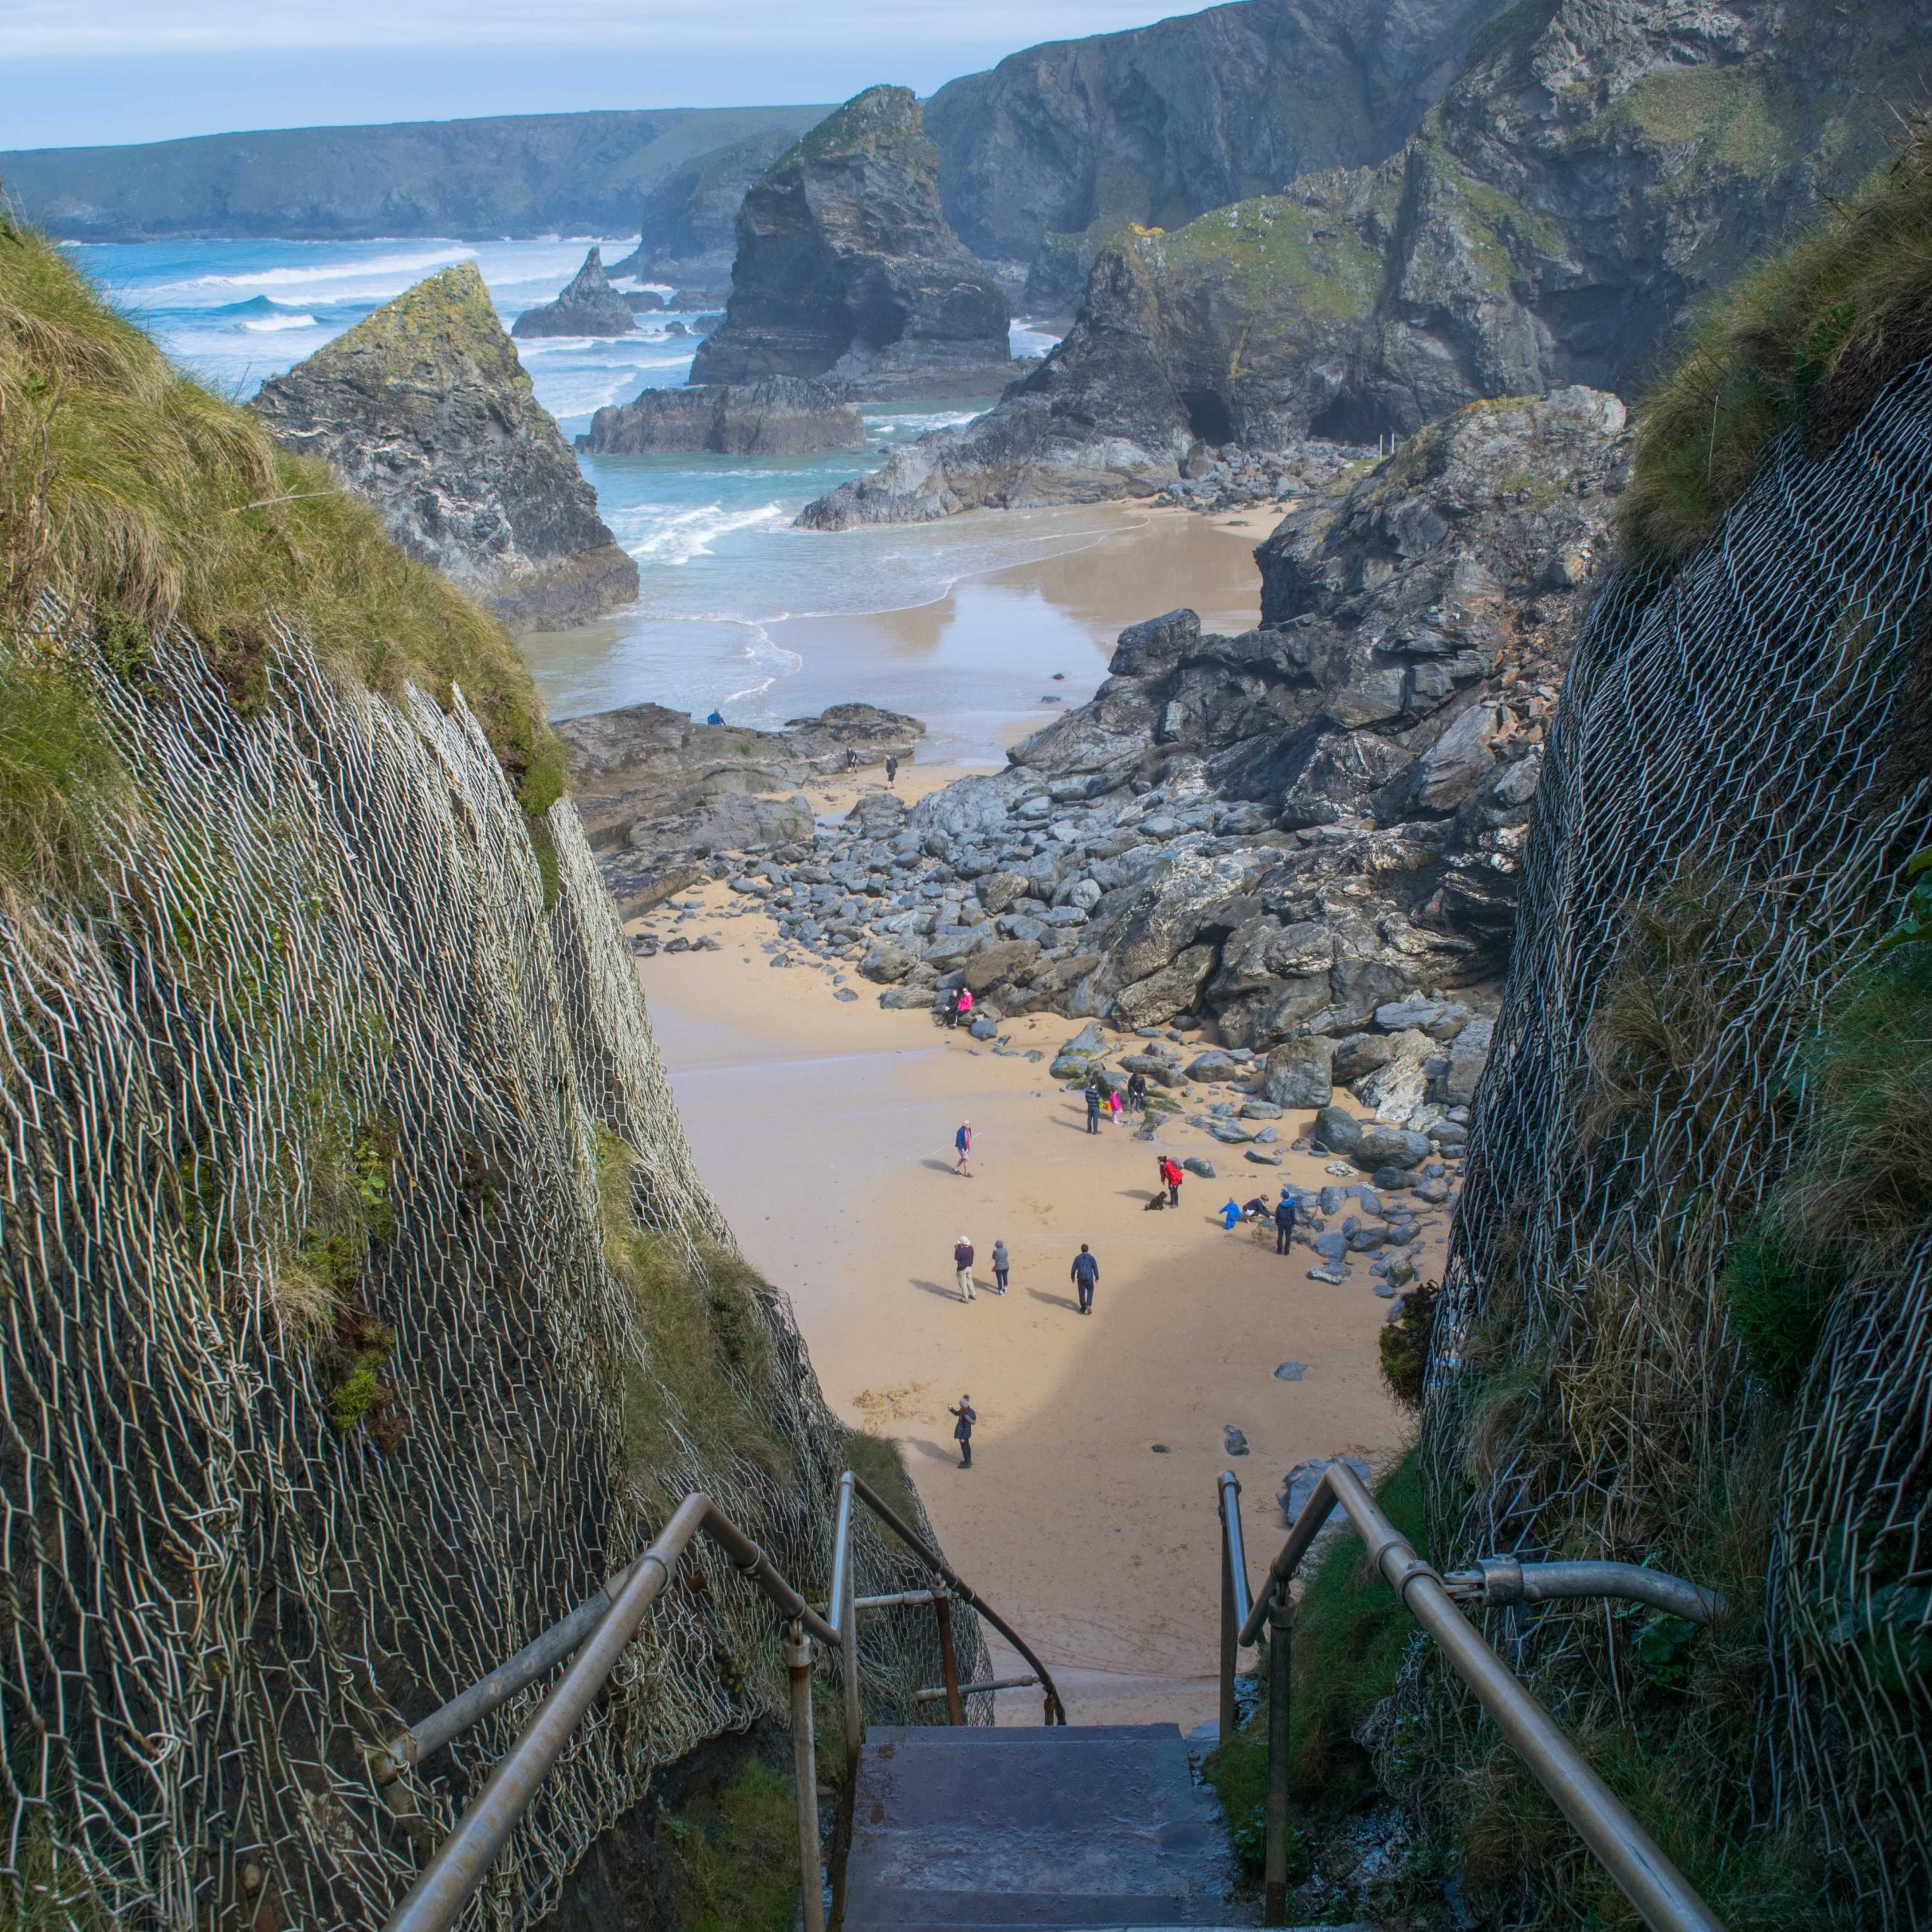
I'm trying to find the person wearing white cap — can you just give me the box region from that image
[953,1235,976,1301]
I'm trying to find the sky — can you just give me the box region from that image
[0,1,1226,152]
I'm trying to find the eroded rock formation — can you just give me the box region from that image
[512,245,637,338]
[608,127,802,299]
[691,88,1014,394]
[252,263,639,629]
[578,376,865,455]
[808,0,1923,527]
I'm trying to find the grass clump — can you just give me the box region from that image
[0,651,134,901]
[595,1128,796,1490]
[1204,1450,1428,1854]
[0,214,563,820]
[660,1758,800,1932]
[1620,120,1932,568]
[1377,1279,1440,1411]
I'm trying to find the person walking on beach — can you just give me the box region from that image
[1274,1189,1299,1255]
[949,1394,976,1467]
[1070,1244,1100,1315]
[954,1235,976,1301]
[991,1238,1010,1294]
[845,746,859,774]
[885,754,899,788]
[1159,1155,1183,1209]
[1084,1079,1103,1134]
[954,1120,972,1177]
[1107,1086,1122,1124]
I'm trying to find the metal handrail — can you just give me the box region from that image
[382,1491,835,1932]
[379,1469,1065,1932]
[1218,1460,1727,1932]
[843,1471,1068,1726]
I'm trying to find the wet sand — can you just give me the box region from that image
[529,505,1261,765]
[635,890,1428,1731]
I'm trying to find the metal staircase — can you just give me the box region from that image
[372,1464,1730,1932]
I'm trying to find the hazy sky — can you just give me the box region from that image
[1,1,1226,151]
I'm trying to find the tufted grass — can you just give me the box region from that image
[1619,120,1932,568]
[0,212,565,859]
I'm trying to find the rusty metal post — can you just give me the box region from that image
[785,1623,825,1932]
[933,1594,967,1724]
[1263,1586,1293,1924]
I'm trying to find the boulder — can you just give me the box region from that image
[1183,1156,1218,1180]
[1257,1038,1334,1110]
[1110,943,1217,1030]
[1352,1028,1435,1124]
[860,945,918,984]
[1186,1051,1238,1084]
[1309,1106,1362,1157]
[1279,1455,1371,1527]
[1445,1016,1494,1107]
[1355,1124,1431,1172]
[962,939,1041,994]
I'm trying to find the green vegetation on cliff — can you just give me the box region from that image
[1134,192,1387,324]
[1620,122,1932,568]
[783,86,934,177]
[0,214,564,861]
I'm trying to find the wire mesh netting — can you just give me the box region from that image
[1413,358,1932,1922]
[0,614,985,1931]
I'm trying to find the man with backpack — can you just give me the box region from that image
[1069,1244,1100,1315]
[1274,1189,1299,1255]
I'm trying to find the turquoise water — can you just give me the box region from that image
[71,236,1212,758]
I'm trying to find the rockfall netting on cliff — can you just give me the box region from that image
[1414,347,1932,1926]
[0,614,985,1931]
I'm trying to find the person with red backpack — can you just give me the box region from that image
[1158,1156,1183,1209]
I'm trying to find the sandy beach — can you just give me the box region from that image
[633,861,1433,1731]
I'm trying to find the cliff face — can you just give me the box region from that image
[811,0,1924,528]
[691,88,1012,389]
[608,127,801,297]
[252,263,638,630]
[512,245,637,339]
[799,180,1396,527]
[925,0,1511,308]
[0,105,831,241]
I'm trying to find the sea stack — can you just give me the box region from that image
[511,245,637,338]
[253,263,639,630]
[691,86,1012,392]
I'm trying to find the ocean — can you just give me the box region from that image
[73,235,1254,761]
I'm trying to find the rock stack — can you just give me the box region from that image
[691,87,1015,397]
[252,263,638,630]
[511,245,637,338]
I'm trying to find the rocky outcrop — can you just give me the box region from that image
[777,390,1629,1087]
[561,701,924,915]
[813,0,1921,527]
[578,377,865,455]
[925,0,1511,309]
[691,88,1012,392]
[252,263,638,629]
[512,246,636,338]
[799,185,1391,527]
[608,128,801,297]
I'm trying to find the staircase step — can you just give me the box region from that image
[843,1725,1243,1930]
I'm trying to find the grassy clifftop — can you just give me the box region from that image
[0,215,564,900]
[780,86,937,180]
[1619,120,1932,567]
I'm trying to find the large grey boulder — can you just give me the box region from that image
[1258,1037,1334,1110]
[512,245,637,338]
[1110,944,1217,1029]
[579,377,865,454]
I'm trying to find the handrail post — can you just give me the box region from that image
[832,1472,862,1764]
[933,1595,968,1724]
[1218,1478,1238,1749]
[1263,1583,1293,1924]
[784,1623,826,1932]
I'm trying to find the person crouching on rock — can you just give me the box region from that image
[954,1235,976,1302]
[944,986,963,1028]
[950,1394,976,1467]
[1127,1070,1147,1114]
[956,986,974,1029]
